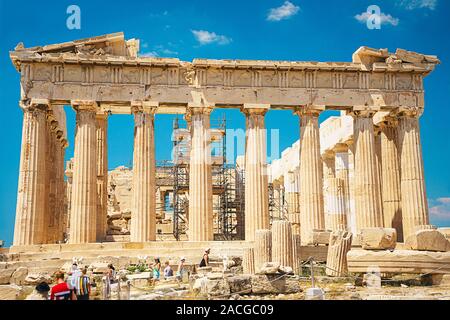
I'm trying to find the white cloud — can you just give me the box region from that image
[267,1,300,21]
[191,30,232,45]
[429,197,450,219]
[141,51,158,58]
[397,0,437,10]
[355,11,400,26]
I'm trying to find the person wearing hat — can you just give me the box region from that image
[199,248,210,268]
[176,257,187,281]
[26,282,50,300]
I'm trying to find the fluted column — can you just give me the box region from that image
[44,115,57,243]
[351,110,383,232]
[254,229,272,272]
[346,143,357,234]
[326,230,353,277]
[291,167,301,235]
[296,107,325,243]
[334,144,351,231]
[243,247,255,274]
[69,101,98,244]
[325,178,347,231]
[96,112,108,242]
[380,117,403,241]
[285,171,300,228]
[55,138,68,242]
[13,100,48,246]
[243,105,270,241]
[131,102,156,242]
[272,220,293,268]
[398,108,429,239]
[65,159,74,237]
[187,106,213,241]
[322,151,335,230]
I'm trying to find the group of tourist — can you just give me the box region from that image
[149,248,210,284]
[27,262,117,300]
[26,249,211,300]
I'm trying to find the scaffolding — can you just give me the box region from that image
[155,114,245,241]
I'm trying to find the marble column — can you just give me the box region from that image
[296,107,325,243]
[322,151,335,230]
[243,105,270,241]
[69,101,98,244]
[96,112,108,242]
[44,115,57,243]
[398,108,429,239]
[346,143,357,234]
[131,102,156,242]
[292,167,301,235]
[380,117,403,241]
[325,178,347,231]
[286,171,300,234]
[272,220,293,268]
[334,144,351,231]
[254,229,272,273]
[351,110,383,232]
[55,138,68,242]
[13,100,48,246]
[65,159,74,238]
[187,106,213,241]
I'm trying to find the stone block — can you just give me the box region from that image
[405,229,450,252]
[431,274,450,286]
[305,230,331,245]
[0,269,14,285]
[0,285,23,300]
[347,249,450,274]
[227,276,252,294]
[204,278,230,297]
[438,228,450,240]
[89,262,110,274]
[250,275,300,294]
[256,262,280,275]
[360,228,397,250]
[10,267,28,285]
[24,273,53,285]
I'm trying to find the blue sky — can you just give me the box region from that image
[0,0,449,246]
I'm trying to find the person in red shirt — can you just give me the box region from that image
[50,271,72,300]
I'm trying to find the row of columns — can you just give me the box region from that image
[322,109,429,240]
[14,99,429,245]
[14,100,68,245]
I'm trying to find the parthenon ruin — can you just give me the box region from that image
[9,32,440,247]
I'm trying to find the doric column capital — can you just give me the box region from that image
[294,105,325,117]
[322,150,335,161]
[20,99,49,112]
[241,103,270,116]
[131,100,158,114]
[71,100,98,112]
[378,115,399,129]
[348,109,377,118]
[95,111,109,120]
[185,105,213,123]
[333,143,349,153]
[398,106,424,118]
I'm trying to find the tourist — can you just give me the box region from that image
[26,282,50,300]
[163,261,173,279]
[152,258,161,285]
[107,264,117,283]
[199,248,210,267]
[176,257,187,281]
[74,267,91,300]
[66,263,81,300]
[50,271,72,300]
